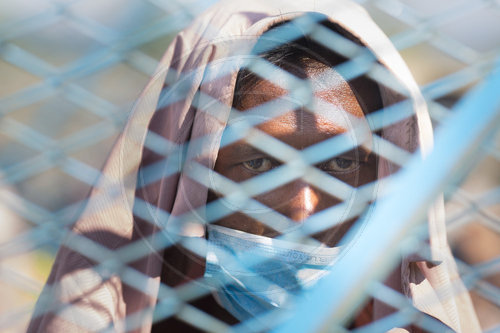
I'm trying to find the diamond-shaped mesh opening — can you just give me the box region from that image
[138,34,179,59]
[6,98,107,139]
[14,168,92,211]
[12,20,100,67]
[0,60,41,99]
[0,1,52,25]
[74,62,151,106]
[401,0,470,17]
[399,44,466,85]
[0,132,39,168]
[69,0,167,33]
[439,8,500,53]
[1,0,499,332]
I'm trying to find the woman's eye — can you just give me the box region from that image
[242,158,274,172]
[320,157,360,173]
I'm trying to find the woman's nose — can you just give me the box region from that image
[285,181,320,222]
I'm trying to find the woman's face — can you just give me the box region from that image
[212,65,377,246]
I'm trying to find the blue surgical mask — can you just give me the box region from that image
[204,224,342,323]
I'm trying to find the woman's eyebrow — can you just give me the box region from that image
[343,147,372,162]
[228,143,267,157]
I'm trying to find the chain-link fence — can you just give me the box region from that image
[0,0,499,332]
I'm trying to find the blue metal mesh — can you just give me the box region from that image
[0,0,499,332]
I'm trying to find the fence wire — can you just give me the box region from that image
[0,0,499,332]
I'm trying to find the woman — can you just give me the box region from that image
[28,0,480,332]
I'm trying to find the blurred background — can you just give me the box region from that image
[0,0,498,331]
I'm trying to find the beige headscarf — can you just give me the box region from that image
[28,0,480,332]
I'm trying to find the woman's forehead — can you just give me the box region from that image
[233,66,368,136]
[236,65,364,114]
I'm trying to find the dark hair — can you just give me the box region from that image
[232,18,383,114]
